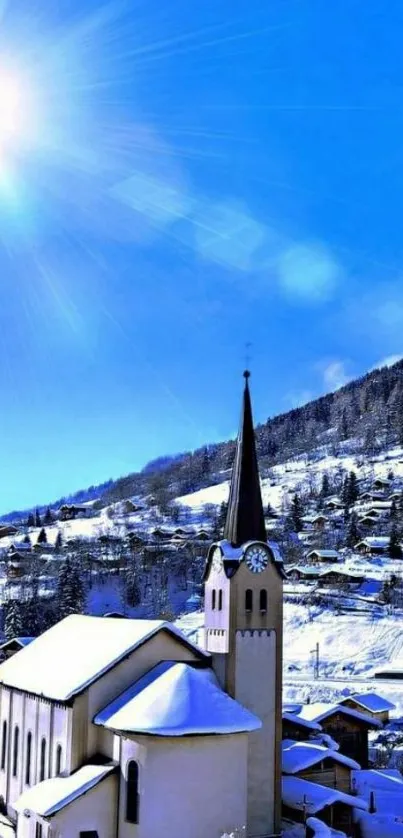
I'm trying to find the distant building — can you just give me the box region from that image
[58,504,90,521]
[355,537,391,556]
[306,549,340,564]
[340,693,396,725]
[0,637,34,661]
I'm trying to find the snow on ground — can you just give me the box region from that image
[176,606,403,713]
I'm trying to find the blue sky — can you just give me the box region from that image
[0,0,402,511]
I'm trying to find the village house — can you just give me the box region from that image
[295,703,381,769]
[58,504,90,522]
[0,638,34,662]
[340,693,396,725]
[0,527,19,540]
[282,739,360,793]
[355,537,391,556]
[282,711,322,742]
[282,775,367,835]
[306,550,340,565]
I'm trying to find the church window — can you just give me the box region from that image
[245,589,253,612]
[40,738,46,782]
[126,760,140,823]
[35,824,43,838]
[25,732,32,785]
[218,589,223,610]
[1,722,7,771]
[56,744,62,776]
[260,589,267,613]
[211,589,216,610]
[12,726,19,777]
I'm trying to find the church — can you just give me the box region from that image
[0,372,284,838]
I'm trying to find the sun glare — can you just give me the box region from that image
[0,74,24,139]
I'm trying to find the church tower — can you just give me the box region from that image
[204,371,284,838]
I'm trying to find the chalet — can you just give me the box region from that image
[282,712,321,742]
[282,739,360,793]
[195,529,211,541]
[120,499,144,514]
[355,537,391,556]
[318,568,364,586]
[0,637,34,661]
[312,515,328,532]
[340,693,395,725]
[0,526,18,539]
[296,703,381,768]
[324,497,343,511]
[282,776,367,836]
[372,477,391,491]
[58,504,90,521]
[358,515,380,528]
[306,550,340,565]
[360,491,387,503]
[287,566,322,582]
[151,527,171,540]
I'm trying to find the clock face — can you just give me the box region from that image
[245,544,269,574]
[212,548,222,572]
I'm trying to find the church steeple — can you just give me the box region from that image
[223,370,267,548]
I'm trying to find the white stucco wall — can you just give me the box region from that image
[0,687,71,809]
[235,630,277,838]
[118,733,248,838]
[16,773,117,838]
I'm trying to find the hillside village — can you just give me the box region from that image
[1,368,403,836]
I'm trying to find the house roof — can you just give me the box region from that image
[0,637,34,652]
[282,711,322,732]
[282,740,360,774]
[307,550,339,559]
[0,615,208,702]
[296,703,382,729]
[15,763,116,817]
[355,537,390,550]
[282,776,368,815]
[342,693,395,714]
[94,661,261,736]
[223,371,267,548]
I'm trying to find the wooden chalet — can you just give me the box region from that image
[306,549,340,565]
[318,568,364,586]
[58,504,90,521]
[282,739,360,793]
[282,776,367,836]
[282,711,321,742]
[340,692,395,725]
[296,703,381,769]
[0,636,34,660]
[355,537,390,556]
[0,525,18,539]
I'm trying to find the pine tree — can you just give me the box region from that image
[389,525,402,559]
[340,409,349,440]
[291,494,303,532]
[56,558,85,618]
[125,564,141,608]
[346,512,359,549]
[37,528,47,545]
[4,600,23,640]
[320,473,330,499]
[217,502,228,535]
[348,471,359,505]
[55,531,63,550]
[27,513,35,528]
[44,507,53,525]
[35,509,41,528]
[23,534,31,545]
[390,499,398,521]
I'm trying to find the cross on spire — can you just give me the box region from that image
[223,371,267,548]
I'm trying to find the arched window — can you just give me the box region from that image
[56,744,62,776]
[1,722,7,771]
[126,760,139,824]
[245,589,253,612]
[25,732,32,785]
[12,726,19,777]
[260,589,268,613]
[40,738,46,782]
[211,589,216,610]
[218,590,223,610]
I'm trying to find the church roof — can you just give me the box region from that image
[15,763,116,817]
[223,371,267,548]
[94,661,261,736]
[0,615,209,702]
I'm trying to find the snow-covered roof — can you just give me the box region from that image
[357,812,403,838]
[15,763,115,817]
[94,661,261,736]
[282,711,322,732]
[282,776,368,814]
[342,693,395,714]
[307,550,339,559]
[0,615,208,702]
[296,703,382,729]
[0,813,15,838]
[282,740,360,774]
[352,769,403,799]
[355,537,390,549]
[305,817,333,838]
[0,636,34,651]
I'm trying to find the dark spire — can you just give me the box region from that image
[224,371,267,547]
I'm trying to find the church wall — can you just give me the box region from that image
[0,687,71,809]
[235,629,277,838]
[16,774,117,838]
[83,632,201,758]
[118,733,248,838]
